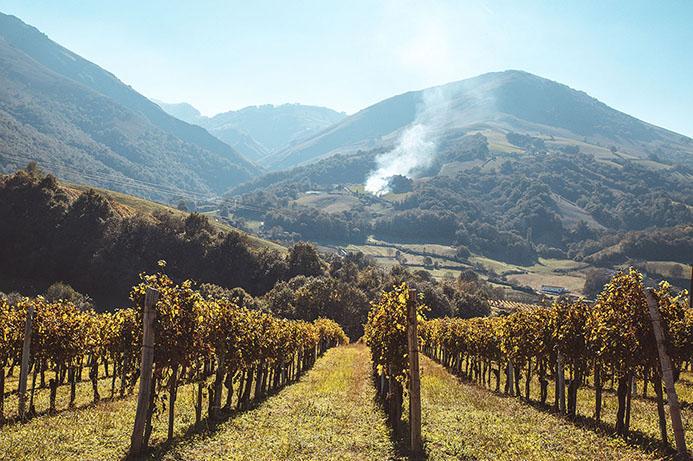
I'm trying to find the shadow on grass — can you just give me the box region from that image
[139,399,268,460]
[368,372,474,461]
[427,355,681,460]
[0,391,132,428]
[133,361,325,461]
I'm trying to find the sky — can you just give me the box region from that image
[1,0,692,136]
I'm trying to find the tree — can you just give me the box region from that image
[387,175,414,193]
[286,243,324,278]
[455,245,471,260]
[583,269,612,299]
[44,282,93,310]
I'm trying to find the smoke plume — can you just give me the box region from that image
[365,86,451,195]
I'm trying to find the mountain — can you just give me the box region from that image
[155,100,272,162]
[229,71,692,269]
[205,104,346,157]
[154,100,202,124]
[157,101,346,164]
[0,13,260,201]
[271,70,693,170]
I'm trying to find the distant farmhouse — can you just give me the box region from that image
[540,285,569,295]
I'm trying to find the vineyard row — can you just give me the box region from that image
[366,269,691,456]
[0,267,348,454]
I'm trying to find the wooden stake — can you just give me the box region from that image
[645,288,687,457]
[557,352,566,414]
[407,289,422,454]
[689,264,692,311]
[167,364,178,442]
[18,306,34,421]
[212,350,226,419]
[128,287,158,457]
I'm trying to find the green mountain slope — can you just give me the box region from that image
[0,12,260,201]
[270,70,693,170]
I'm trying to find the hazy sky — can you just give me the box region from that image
[1,0,692,135]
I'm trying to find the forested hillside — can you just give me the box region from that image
[0,166,503,337]
[228,132,692,268]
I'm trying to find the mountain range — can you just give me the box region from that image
[0,11,691,272]
[156,101,346,164]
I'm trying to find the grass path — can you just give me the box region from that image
[0,344,394,460]
[160,343,395,460]
[418,355,656,460]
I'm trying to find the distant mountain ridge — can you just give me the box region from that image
[156,101,346,164]
[269,70,693,170]
[0,12,260,201]
[154,101,202,124]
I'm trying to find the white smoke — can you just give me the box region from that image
[365,86,451,195]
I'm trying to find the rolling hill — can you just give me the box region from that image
[270,70,693,170]
[0,12,260,202]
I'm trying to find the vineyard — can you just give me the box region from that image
[0,265,347,456]
[365,268,693,458]
[1,266,692,460]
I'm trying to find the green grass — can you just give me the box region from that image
[418,355,657,460]
[469,255,590,295]
[0,345,395,461]
[159,344,395,460]
[0,362,221,460]
[3,346,689,460]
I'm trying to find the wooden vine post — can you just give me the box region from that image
[645,288,687,458]
[689,264,692,315]
[128,287,159,458]
[18,305,34,421]
[407,289,423,454]
[557,351,566,414]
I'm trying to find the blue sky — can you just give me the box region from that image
[1,0,691,135]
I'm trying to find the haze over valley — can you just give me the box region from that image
[0,10,691,300]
